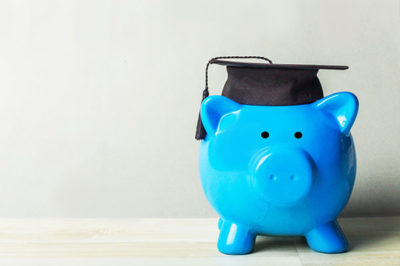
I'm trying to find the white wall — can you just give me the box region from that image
[0,0,398,217]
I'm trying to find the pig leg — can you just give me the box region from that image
[218,217,223,230]
[217,219,255,255]
[304,220,348,253]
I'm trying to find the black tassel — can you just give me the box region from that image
[195,88,209,140]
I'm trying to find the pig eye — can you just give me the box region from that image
[294,131,303,139]
[261,131,269,139]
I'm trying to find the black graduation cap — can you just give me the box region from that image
[195,56,348,140]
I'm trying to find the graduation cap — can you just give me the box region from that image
[195,56,348,140]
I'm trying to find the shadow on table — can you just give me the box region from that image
[341,216,400,251]
[253,235,304,253]
[252,217,400,253]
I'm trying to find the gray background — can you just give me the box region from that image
[0,0,398,217]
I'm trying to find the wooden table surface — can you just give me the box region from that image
[0,217,398,265]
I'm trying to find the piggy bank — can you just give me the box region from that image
[199,92,359,254]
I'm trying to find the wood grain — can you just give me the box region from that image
[0,217,397,265]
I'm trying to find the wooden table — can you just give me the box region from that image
[0,217,398,265]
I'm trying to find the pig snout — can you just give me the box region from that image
[252,148,314,205]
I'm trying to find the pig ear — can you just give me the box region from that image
[200,95,242,136]
[314,92,359,135]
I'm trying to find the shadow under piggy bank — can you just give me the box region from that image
[252,217,400,254]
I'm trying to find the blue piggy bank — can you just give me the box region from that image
[199,92,359,254]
